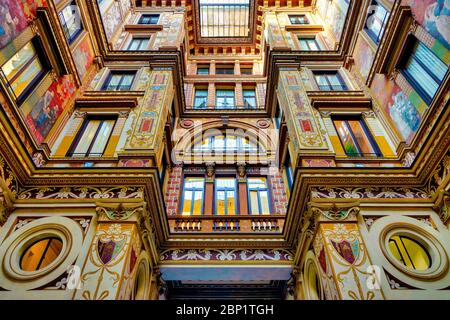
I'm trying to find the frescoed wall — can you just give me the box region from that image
[371,74,421,143]
[25,75,76,144]
[101,1,122,41]
[405,0,450,49]
[369,2,450,144]
[73,35,94,80]
[315,0,349,40]
[0,0,28,49]
[0,0,80,147]
[353,36,376,80]
[19,0,47,21]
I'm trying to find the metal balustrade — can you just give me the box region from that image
[174,219,202,231]
[213,219,240,231]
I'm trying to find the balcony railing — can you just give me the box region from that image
[168,215,284,234]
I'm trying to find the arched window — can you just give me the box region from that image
[388,235,431,271]
[20,237,63,271]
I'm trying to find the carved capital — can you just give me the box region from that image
[237,164,246,182]
[409,20,418,35]
[206,163,215,182]
[118,110,130,118]
[433,190,450,225]
[402,151,416,168]
[73,111,87,119]
[96,202,146,222]
[309,202,360,222]
[0,195,11,226]
[362,111,376,119]
[389,68,399,81]
[319,110,332,118]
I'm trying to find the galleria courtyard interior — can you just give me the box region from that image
[0,0,448,300]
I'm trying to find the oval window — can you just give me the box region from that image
[20,237,63,271]
[388,235,431,271]
[307,262,322,300]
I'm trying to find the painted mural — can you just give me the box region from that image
[101,1,122,41]
[19,0,47,21]
[25,75,75,143]
[354,36,375,80]
[316,0,349,40]
[0,0,28,49]
[371,74,421,143]
[406,0,450,49]
[73,35,94,80]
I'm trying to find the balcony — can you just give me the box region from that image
[169,215,285,234]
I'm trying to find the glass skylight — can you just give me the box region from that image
[199,0,251,38]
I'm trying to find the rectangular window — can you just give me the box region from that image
[68,117,116,157]
[126,37,150,50]
[216,89,235,109]
[289,15,309,25]
[181,177,205,216]
[248,177,271,215]
[193,88,208,109]
[243,88,257,109]
[298,37,321,51]
[313,71,348,91]
[160,151,167,186]
[333,117,382,157]
[0,41,47,104]
[275,103,283,129]
[102,71,135,91]
[197,66,209,75]
[364,0,389,44]
[215,178,237,215]
[59,1,83,44]
[138,14,160,25]
[401,40,447,105]
[216,65,234,75]
[284,153,294,192]
[241,65,253,75]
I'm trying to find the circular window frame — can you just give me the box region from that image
[18,234,65,274]
[380,224,448,280]
[0,216,83,290]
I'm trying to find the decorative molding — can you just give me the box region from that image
[17,186,144,200]
[96,202,146,221]
[310,203,360,222]
[160,249,293,262]
[402,152,416,168]
[311,187,430,199]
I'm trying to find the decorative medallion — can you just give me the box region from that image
[256,119,270,129]
[180,119,194,129]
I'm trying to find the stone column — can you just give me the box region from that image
[204,164,215,216]
[308,204,385,300]
[207,83,215,109]
[235,83,244,109]
[237,165,249,215]
[73,202,157,300]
